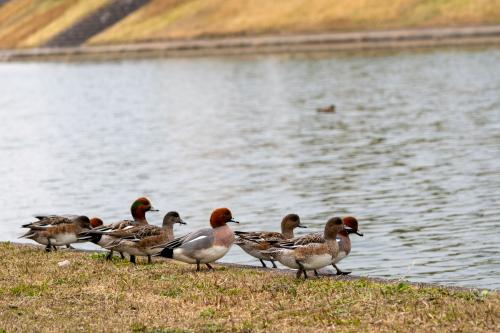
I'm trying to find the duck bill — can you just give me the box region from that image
[228,219,240,224]
[346,227,363,236]
[298,224,308,228]
[149,207,159,212]
[178,219,187,225]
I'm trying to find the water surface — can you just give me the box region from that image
[1,47,499,289]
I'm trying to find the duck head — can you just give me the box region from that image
[342,216,363,236]
[130,197,157,220]
[210,208,239,228]
[281,214,306,237]
[163,211,186,227]
[89,217,103,228]
[324,217,344,240]
[75,216,91,228]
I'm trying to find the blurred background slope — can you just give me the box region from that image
[1,0,500,49]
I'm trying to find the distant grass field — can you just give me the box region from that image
[1,0,500,49]
[88,0,500,45]
[0,0,109,49]
[0,243,498,332]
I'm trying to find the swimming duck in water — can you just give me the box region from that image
[316,104,336,113]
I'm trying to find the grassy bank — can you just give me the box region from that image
[0,243,498,332]
[0,0,110,49]
[88,0,500,45]
[1,1,500,49]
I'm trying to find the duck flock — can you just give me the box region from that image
[20,197,363,279]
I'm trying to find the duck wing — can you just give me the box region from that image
[275,232,324,248]
[22,215,77,228]
[153,228,214,250]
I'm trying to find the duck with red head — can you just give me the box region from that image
[278,216,363,275]
[78,197,158,261]
[332,216,363,275]
[263,217,344,279]
[155,208,239,271]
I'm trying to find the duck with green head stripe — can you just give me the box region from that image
[79,197,158,262]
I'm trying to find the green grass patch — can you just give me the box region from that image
[0,242,498,332]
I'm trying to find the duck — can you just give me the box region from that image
[332,216,363,275]
[263,217,344,279]
[234,214,307,268]
[20,215,93,251]
[286,216,362,275]
[95,211,185,264]
[316,104,336,113]
[154,208,238,271]
[78,196,157,261]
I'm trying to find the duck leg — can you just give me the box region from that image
[120,252,125,259]
[196,260,201,272]
[130,255,136,264]
[270,260,278,268]
[259,259,267,268]
[205,263,214,270]
[314,270,319,277]
[296,261,308,279]
[332,264,351,275]
[147,255,151,264]
[106,251,114,261]
[52,245,58,251]
[46,240,53,252]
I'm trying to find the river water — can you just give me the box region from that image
[1,47,499,289]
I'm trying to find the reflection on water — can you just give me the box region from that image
[1,47,499,289]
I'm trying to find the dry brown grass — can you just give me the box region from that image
[88,0,500,45]
[0,242,498,332]
[0,0,109,49]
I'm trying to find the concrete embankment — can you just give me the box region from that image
[2,25,500,61]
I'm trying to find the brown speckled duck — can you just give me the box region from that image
[20,215,95,251]
[234,214,307,268]
[263,217,344,279]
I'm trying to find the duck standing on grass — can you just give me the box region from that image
[234,214,307,268]
[20,215,96,252]
[78,197,158,262]
[263,217,344,279]
[154,208,239,271]
[332,216,363,275]
[88,212,185,264]
[282,217,363,275]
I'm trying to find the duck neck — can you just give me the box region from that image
[132,207,148,224]
[162,223,175,240]
[324,229,338,242]
[213,224,235,247]
[281,226,294,239]
[337,232,351,254]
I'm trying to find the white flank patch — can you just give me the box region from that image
[51,233,77,246]
[173,246,229,264]
[184,235,207,244]
[302,254,332,270]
